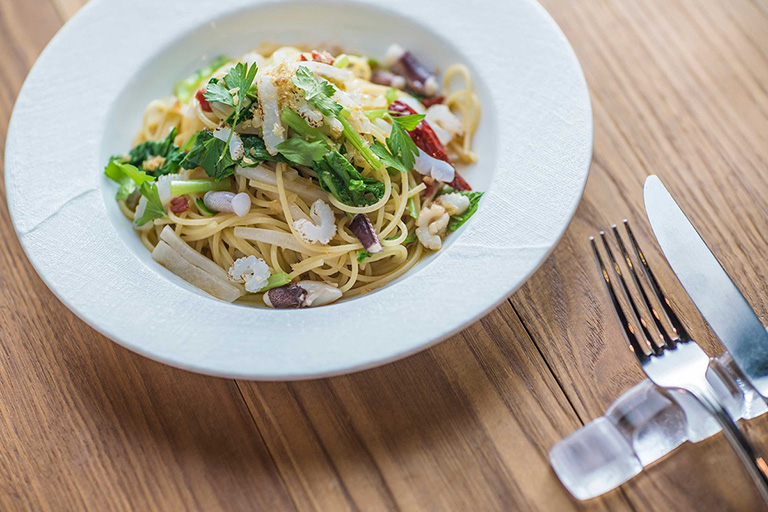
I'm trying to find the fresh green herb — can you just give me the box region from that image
[281,107,333,144]
[202,77,233,106]
[204,62,259,162]
[403,233,417,244]
[315,151,385,207]
[261,272,291,291]
[174,55,230,103]
[293,67,382,169]
[447,191,484,231]
[385,88,398,104]
[276,138,331,167]
[338,114,382,169]
[334,54,350,69]
[407,197,418,219]
[135,182,167,226]
[364,109,389,121]
[121,128,184,177]
[104,160,153,200]
[357,250,372,263]
[293,66,343,117]
[387,113,425,171]
[367,57,380,69]
[180,130,237,180]
[195,198,215,216]
[169,178,232,196]
[182,131,199,151]
[370,140,408,174]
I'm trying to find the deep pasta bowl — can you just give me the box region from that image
[5,0,592,379]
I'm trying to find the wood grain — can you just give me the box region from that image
[2,0,768,510]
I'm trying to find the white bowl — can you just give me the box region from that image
[5,0,592,379]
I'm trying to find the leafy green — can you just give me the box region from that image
[122,128,184,177]
[203,77,233,106]
[261,272,291,291]
[407,197,418,219]
[292,67,382,169]
[135,182,167,226]
[387,114,425,171]
[370,140,407,174]
[392,113,425,131]
[241,135,288,166]
[195,198,215,216]
[180,130,237,180]
[276,138,331,167]
[357,250,372,263]
[315,151,385,207]
[169,178,232,196]
[385,88,398,104]
[203,62,259,162]
[281,107,333,144]
[293,66,342,117]
[334,54,350,69]
[174,55,230,103]
[447,191,484,231]
[104,160,153,200]
[364,109,389,121]
[403,233,417,244]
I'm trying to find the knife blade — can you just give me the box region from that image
[644,175,768,397]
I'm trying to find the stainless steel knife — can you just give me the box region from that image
[644,175,768,397]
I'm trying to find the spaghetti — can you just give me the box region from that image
[105,44,482,307]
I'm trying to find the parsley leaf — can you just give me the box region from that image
[180,130,237,180]
[293,66,342,117]
[370,140,408,173]
[357,250,372,263]
[276,138,331,166]
[447,191,484,231]
[135,182,167,226]
[122,128,184,177]
[203,78,234,106]
[385,88,398,104]
[315,151,384,207]
[387,114,425,171]
[104,160,153,200]
[224,61,259,110]
[241,135,288,166]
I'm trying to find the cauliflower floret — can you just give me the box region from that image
[228,255,271,293]
[436,192,470,216]
[293,199,337,245]
[416,203,449,251]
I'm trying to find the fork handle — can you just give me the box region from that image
[691,384,768,505]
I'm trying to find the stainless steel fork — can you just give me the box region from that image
[592,220,768,504]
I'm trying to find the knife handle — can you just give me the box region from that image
[692,384,768,504]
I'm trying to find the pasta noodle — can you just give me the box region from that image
[105,44,481,307]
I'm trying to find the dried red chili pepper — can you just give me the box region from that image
[388,101,471,191]
[195,88,212,112]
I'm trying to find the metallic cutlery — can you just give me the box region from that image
[591,220,768,504]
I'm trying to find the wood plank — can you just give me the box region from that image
[515,0,768,509]
[237,303,630,511]
[0,1,296,510]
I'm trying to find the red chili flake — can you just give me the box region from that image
[195,88,212,112]
[170,196,189,213]
[421,96,444,108]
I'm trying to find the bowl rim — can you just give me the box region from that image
[5,0,592,380]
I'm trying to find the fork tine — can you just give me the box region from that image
[624,219,691,344]
[612,224,672,350]
[590,236,650,364]
[599,230,662,356]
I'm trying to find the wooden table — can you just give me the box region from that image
[3,0,768,509]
